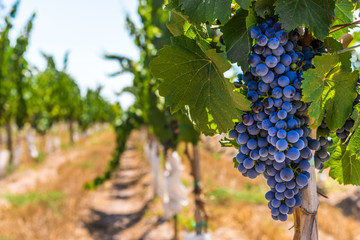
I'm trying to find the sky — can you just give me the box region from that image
[1,0,139,109]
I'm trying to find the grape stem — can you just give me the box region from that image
[336,43,360,54]
[233,82,248,90]
[329,20,360,34]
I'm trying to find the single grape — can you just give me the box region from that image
[280,54,292,66]
[261,70,275,83]
[237,133,249,145]
[243,158,255,169]
[250,26,262,39]
[274,63,286,74]
[257,34,268,46]
[256,63,269,76]
[277,109,287,120]
[280,168,294,181]
[286,147,300,160]
[247,90,259,102]
[274,151,286,162]
[296,174,308,187]
[287,130,300,143]
[276,139,288,151]
[285,198,296,207]
[272,87,283,99]
[268,37,280,49]
[248,54,262,68]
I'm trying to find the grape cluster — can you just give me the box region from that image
[336,120,355,142]
[313,81,359,169]
[228,19,320,221]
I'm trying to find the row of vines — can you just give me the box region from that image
[104,0,360,239]
[0,1,118,172]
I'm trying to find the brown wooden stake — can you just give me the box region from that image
[193,144,202,235]
[68,118,74,144]
[185,143,209,235]
[173,215,179,240]
[5,120,13,171]
[293,130,319,240]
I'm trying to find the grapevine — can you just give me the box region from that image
[228,18,322,221]
[149,0,360,238]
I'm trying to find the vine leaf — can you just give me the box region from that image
[325,37,351,70]
[324,136,346,184]
[235,0,252,10]
[350,104,360,137]
[274,0,335,39]
[167,10,197,39]
[325,128,360,185]
[150,36,251,135]
[302,54,358,131]
[246,6,257,30]
[255,0,276,18]
[221,9,249,71]
[330,0,355,40]
[178,0,231,24]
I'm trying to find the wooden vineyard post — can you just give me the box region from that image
[293,129,319,240]
[185,143,208,235]
[193,144,202,235]
[173,215,179,240]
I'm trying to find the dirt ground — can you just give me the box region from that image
[0,129,360,240]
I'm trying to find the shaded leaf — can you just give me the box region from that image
[150,36,251,135]
[302,54,358,130]
[221,9,250,71]
[255,0,276,18]
[274,0,335,39]
[178,0,232,24]
[235,0,252,10]
[330,0,355,40]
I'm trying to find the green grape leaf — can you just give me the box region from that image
[330,0,355,40]
[274,0,335,39]
[302,54,358,130]
[150,36,251,135]
[350,104,360,136]
[177,112,201,144]
[325,37,351,70]
[235,0,252,9]
[323,69,358,130]
[302,54,338,129]
[255,0,276,18]
[342,151,360,185]
[165,0,180,10]
[324,113,360,185]
[246,6,257,30]
[221,9,250,71]
[167,10,197,39]
[220,137,241,148]
[233,157,239,168]
[324,137,346,184]
[178,0,232,24]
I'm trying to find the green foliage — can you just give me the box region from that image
[178,0,231,24]
[255,0,276,18]
[221,9,250,71]
[150,36,251,135]
[78,87,116,132]
[324,132,360,185]
[148,0,360,186]
[302,54,358,131]
[206,184,267,204]
[274,0,335,39]
[330,0,356,40]
[84,110,140,190]
[4,191,65,210]
[0,2,33,128]
[236,0,252,10]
